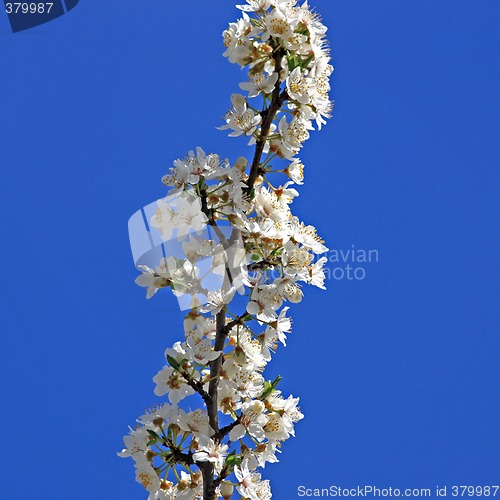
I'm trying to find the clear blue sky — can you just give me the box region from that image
[0,1,499,498]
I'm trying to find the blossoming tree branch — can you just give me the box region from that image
[120,0,333,498]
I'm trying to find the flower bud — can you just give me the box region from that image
[233,346,247,364]
[152,417,164,427]
[160,480,173,491]
[168,423,181,435]
[247,400,265,415]
[257,443,267,452]
[221,482,234,499]
[235,156,248,170]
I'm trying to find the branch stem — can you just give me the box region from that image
[246,46,288,193]
[197,41,288,500]
[207,310,227,433]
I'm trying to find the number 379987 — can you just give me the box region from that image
[5,3,54,14]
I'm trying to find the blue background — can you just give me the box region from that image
[0,1,498,498]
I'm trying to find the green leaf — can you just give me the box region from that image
[300,53,315,68]
[225,453,243,468]
[287,55,299,71]
[259,375,282,400]
[146,429,162,441]
[269,246,284,257]
[166,355,180,371]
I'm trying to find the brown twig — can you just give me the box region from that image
[213,416,242,443]
[199,462,217,500]
[165,438,195,467]
[180,371,212,407]
[246,46,289,193]
[207,310,227,433]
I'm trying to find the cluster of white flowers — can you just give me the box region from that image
[121,1,332,498]
[223,0,333,153]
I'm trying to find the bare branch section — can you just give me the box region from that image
[213,416,242,443]
[180,371,211,406]
[199,461,217,500]
[207,310,227,433]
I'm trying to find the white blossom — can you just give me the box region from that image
[220,94,262,137]
[237,0,273,12]
[192,436,228,473]
[286,158,304,184]
[286,67,313,105]
[240,72,279,98]
[122,0,333,495]
[152,366,195,404]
